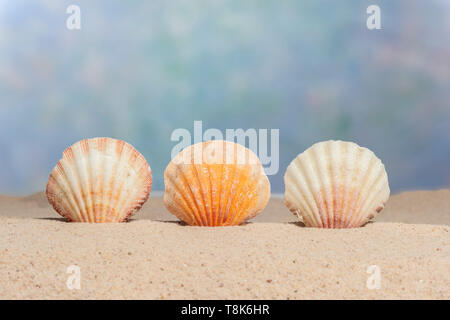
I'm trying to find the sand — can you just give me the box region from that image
[0,190,449,299]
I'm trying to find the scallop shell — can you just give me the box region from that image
[46,137,152,222]
[284,140,390,228]
[163,140,270,226]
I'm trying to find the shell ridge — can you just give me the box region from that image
[47,171,78,221]
[175,164,204,225]
[192,164,209,226]
[67,146,89,222]
[337,142,354,228]
[47,138,152,223]
[202,160,214,226]
[124,152,152,222]
[101,137,117,222]
[163,140,270,226]
[99,137,112,223]
[339,142,354,228]
[321,144,335,228]
[347,154,376,227]
[60,155,86,222]
[164,171,198,225]
[204,145,221,226]
[129,173,151,218]
[110,141,130,221]
[107,142,151,222]
[283,140,390,229]
[73,146,91,222]
[346,152,380,227]
[225,144,268,225]
[343,145,364,228]
[226,165,250,225]
[244,172,270,221]
[289,158,314,226]
[327,141,336,228]
[179,164,206,226]
[96,139,106,222]
[355,165,388,226]
[106,141,129,222]
[218,165,231,225]
[230,168,263,224]
[125,147,152,221]
[113,144,138,222]
[221,142,241,225]
[218,164,231,226]
[108,141,129,222]
[229,147,259,224]
[332,142,344,228]
[206,164,214,226]
[286,160,317,227]
[222,162,239,225]
[85,142,96,222]
[364,166,389,214]
[295,157,322,227]
[214,163,224,226]
[310,146,328,227]
[256,174,270,215]
[47,171,70,220]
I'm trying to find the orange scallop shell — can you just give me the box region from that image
[46,137,152,222]
[163,140,270,226]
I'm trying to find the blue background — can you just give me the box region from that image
[0,0,449,195]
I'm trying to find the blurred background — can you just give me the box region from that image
[0,0,449,195]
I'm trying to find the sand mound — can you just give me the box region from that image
[0,190,448,299]
[377,189,450,225]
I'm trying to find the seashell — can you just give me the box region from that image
[163,140,270,226]
[284,140,390,228]
[46,137,152,222]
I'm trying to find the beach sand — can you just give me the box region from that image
[0,190,449,299]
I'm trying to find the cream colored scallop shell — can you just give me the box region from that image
[46,137,152,222]
[284,140,390,228]
[164,140,271,226]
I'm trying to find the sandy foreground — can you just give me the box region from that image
[0,190,449,299]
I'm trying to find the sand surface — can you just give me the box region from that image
[0,190,449,299]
